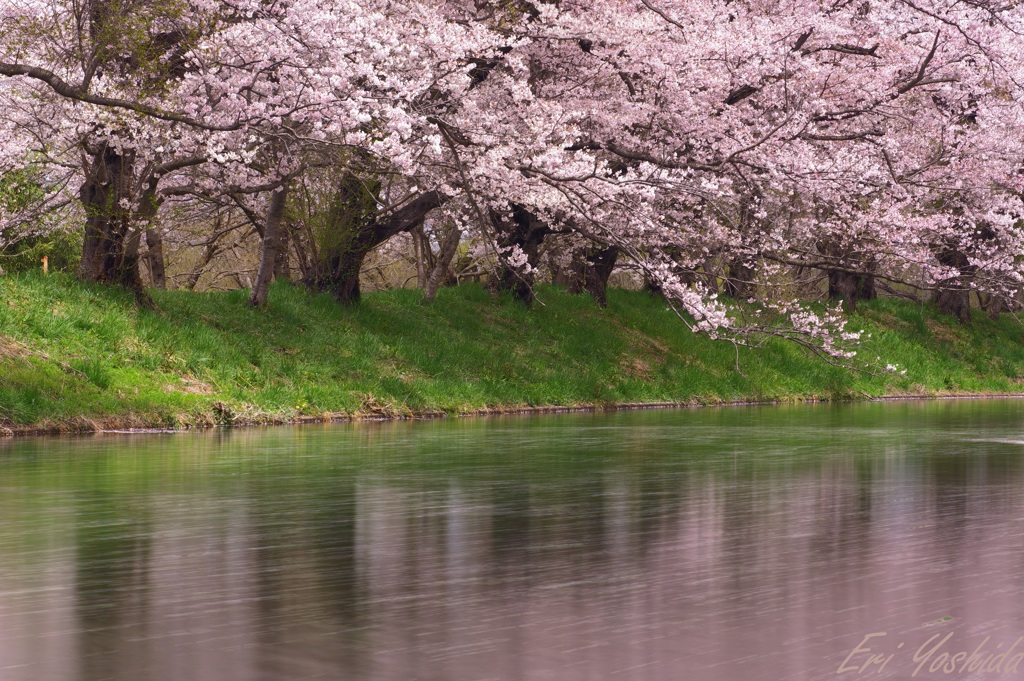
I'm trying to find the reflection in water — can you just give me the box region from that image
[2,401,1024,679]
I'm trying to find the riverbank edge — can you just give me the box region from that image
[7,276,1024,437]
[5,391,1023,438]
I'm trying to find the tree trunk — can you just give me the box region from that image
[491,203,549,305]
[551,242,584,289]
[978,291,1019,321]
[78,146,151,306]
[723,259,755,300]
[144,227,167,289]
[327,249,367,304]
[815,239,876,310]
[291,225,314,282]
[934,285,971,323]
[583,246,619,307]
[411,224,435,290]
[185,242,219,291]
[301,180,447,306]
[273,221,292,283]
[827,269,876,309]
[249,184,290,307]
[424,225,462,302]
[564,245,619,307]
[933,247,973,323]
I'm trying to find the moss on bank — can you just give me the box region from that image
[1,271,1024,433]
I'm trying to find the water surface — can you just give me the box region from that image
[2,400,1024,680]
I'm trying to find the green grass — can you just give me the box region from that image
[1,271,1023,431]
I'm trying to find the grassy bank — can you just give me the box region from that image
[2,271,1024,433]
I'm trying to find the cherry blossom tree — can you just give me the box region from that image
[0,0,232,302]
[426,0,1024,353]
[1,0,1022,357]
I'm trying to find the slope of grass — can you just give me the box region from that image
[1,271,1023,431]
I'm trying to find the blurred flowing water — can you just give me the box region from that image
[3,400,1024,680]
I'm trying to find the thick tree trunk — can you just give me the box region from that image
[78,146,151,306]
[723,260,755,300]
[301,181,447,306]
[933,247,973,323]
[815,239,876,310]
[78,211,145,291]
[491,203,549,305]
[328,249,367,304]
[827,269,876,309]
[934,285,971,323]
[306,238,372,306]
[564,245,619,307]
[584,246,619,307]
[249,184,290,307]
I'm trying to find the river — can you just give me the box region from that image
[2,400,1023,680]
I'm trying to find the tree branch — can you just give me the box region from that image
[0,62,241,132]
[896,31,942,93]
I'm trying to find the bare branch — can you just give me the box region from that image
[638,0,688,32]
[897,31,941,94]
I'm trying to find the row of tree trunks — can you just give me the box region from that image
[83,182,996,327]
[79,159,992,324]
